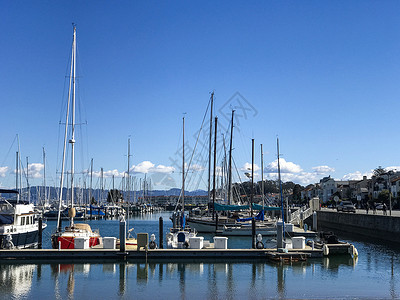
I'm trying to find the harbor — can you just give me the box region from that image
[0,213,399,299]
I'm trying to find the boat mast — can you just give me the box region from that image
[227,110,235,205]
[89,158,93,205]
[69,25,77,227]
[251,138,254,217]
[261,144,264,211]
[182,116,185,215]
[57,25,75,231]
[26,157,30,203]
[212,116,218,218]
[43,147,47,207]
[127,138,131,204]
[207,92,214,207]
[277,137,285,226]
[16,151,19,203]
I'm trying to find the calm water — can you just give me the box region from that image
[0,213,399,299]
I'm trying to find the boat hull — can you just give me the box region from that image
[52,235,100,249]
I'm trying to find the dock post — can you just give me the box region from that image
[38,217,42,249]
[313,211,317,231]
[277,221,283,249]
[120,219,126,252]
[252,218,256,249]
[159,216,164,249]
[215,214,219,232]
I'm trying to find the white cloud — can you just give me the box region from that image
[150,164,175,173]
[385,166,400,172]
[131,161,175,174]
[312,165,335,175]
[0,167,8,177]
[264,171,319,186]
[185,163,205,172]
[264,158,302,174]
[28,163,44,178]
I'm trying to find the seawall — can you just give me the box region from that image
[317,211,400,243]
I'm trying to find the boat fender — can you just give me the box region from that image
[183,241,189,249]
[149,241,157,249]
[68,208,76,218]
[256,241,264,249]
[323,244,329,256]
[348,245,358,258]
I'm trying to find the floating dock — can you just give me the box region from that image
[0,246,326,263]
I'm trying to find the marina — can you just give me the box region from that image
[0,213,399,299]
[3,1,400,299]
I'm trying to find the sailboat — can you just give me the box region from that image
[51,25,101,249]
[166,116,197,248]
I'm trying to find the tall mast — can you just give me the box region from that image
[207,92,214,205]
[227,110,235,205]
[251,139,254,217]
[212,117,218,218]
[43,147,47,206]
[16,151,19,203]
[26,157,30,203]
[69,25,77,227]
[127,138,131,203]
[100,168,104,204]
[277,137,285,225]
[182,116,185,214]
[89,158,93,205]
[261,144,264,211]
[57,25,75,231]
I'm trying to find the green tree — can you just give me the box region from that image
[378,190,390,203]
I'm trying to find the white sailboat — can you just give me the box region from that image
[166,116,197,248]
[51,25,100,249]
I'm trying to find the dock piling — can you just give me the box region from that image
[251,218,256,249]
[38,217,42,249]
[277,222,284,249]
[159,216,163,249]
[120,219,126,252]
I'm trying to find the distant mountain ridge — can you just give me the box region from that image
[0,186,207,202]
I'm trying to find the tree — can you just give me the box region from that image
[378,190,390,204]
[107,189,123,203]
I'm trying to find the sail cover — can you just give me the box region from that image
[214,203,249,211]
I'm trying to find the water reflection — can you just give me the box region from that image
[0,264,35,298]
[0,254,396,299]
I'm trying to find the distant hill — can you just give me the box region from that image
[0,186,207,203]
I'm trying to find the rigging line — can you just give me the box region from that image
[232,155,249,202]
[0,135,18,167]
[175,97,211,207]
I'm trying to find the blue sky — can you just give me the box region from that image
[1,1,400,192]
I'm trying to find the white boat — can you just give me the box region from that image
[220,221,277,236]
[51,25,100,249]
[0,189,47,249]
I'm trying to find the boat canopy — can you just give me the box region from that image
[0,214,14,225]
[214,203,249,211]
[252,203,281,211]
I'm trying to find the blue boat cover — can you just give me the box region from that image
[237,210,265,222]
[0,214,13,225]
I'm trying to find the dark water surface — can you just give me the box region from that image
[0,213,399,299]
